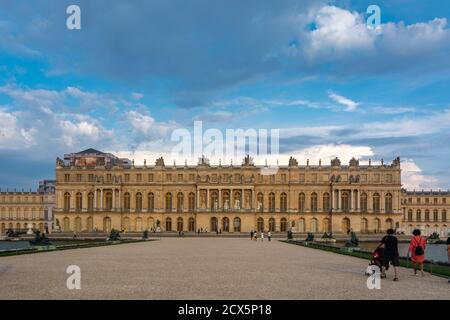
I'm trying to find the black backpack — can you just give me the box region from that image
[414,237,424,256]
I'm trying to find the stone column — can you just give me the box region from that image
[206,188,210,210]
[94,190,97,211]
[112,189,116,211]
[350,190,353,212]
[331,189,335,211]
[230,190,233,210]
[197,190,200,210]
[338,189,341,211]
[218,188,222,210]
[357,190,360,212]
[100,189,103,211]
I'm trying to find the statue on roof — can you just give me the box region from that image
[288,156,298,167]
[331,157,341,167]
[198,155,210,166]
[56,157,64,167]
[349,157,359,167]
[242,155,254,166]
[392,156,400,167]
[155,157,165,166]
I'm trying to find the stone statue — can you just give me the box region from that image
[349,157,359,167]
[155,157,165,166]
[56,157,64,167]
[345,232,359,247]
[242,155,254,166]
[392,156,400,167]
[288,156,298,167]
[224,199,229,210]
[29,230,51,246]
[235,199,240,209]
[331,157,341,167]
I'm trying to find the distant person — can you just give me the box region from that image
[268,231,272,242]
[408,229,427,276]
[250,230,254,240]
[253,232,258,241]
[380,228,400,281]
[260,231,264,242]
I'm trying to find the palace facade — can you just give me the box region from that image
[0,180,56,234]
[53,149,409,234]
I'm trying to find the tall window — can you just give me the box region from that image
[177,217,183,231]
[408,209,413,221]
[298,193,305,213]
[64,192,71,211]
[257,193,264,212]
[165,193,172,211]
[105,191,113,210]
[188,193,195,212]
[280,193,287,212]
[341,192,350,212]
[442,210,447,221]
[165,217,172,231]
[147,192,154,212]
[124,192,130,211]
[433,210,438,221]
[425,209,430,221]
[177,192,184,213]
[75,192,82,212]
[311,192,318,212]
[188,217,195,232]
[268,192,275,212]
[210,191,218,210]
[416,209,421,222]
[322,193,330,212]
[360,193,368,212]
[135,193,142,212]
[268,218,275,232]
[87,192,94,211]
[280,218,287,232]
[372,193,380,212]
[385,193,393,213]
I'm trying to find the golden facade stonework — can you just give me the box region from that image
[401,190,449,236]
[0,182,55,234]
[54,149,409,234]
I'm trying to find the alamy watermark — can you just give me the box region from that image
[66,265,81,290]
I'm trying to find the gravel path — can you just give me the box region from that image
[0,238,449,300]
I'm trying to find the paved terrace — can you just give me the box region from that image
[0,238,449,300]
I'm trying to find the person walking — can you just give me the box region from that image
[260,231,264,242]
[250,230,254,240]
[254,231,258,241]
[268,231,272,242]
[408,229,427,276]
[380,228,400,281]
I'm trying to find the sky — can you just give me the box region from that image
[1,0,450,190]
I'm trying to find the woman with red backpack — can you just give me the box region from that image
[408,229,427,276]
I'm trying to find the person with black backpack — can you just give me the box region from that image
[408,229,427,276]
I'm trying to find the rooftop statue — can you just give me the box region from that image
[155,157,165,166]
[349,157,359,167]
[242,155,254,166]
[331,157,341,167]
[288,156,298,167]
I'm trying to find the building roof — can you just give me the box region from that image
[74,148,106,155]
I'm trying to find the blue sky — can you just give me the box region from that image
[1,0,450,190]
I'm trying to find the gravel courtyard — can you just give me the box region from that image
[0,238,449,300]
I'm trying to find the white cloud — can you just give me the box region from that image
[0,109,37,149]
[126,110,178,139]
[328,91,359,111]
[401,159,439,190]
[131,92,144,100]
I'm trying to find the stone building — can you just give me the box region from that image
[0,180,56,234]
[54,149,405,234]
[401,189,449,236]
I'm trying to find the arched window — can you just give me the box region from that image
[75,192,82,212]
[135,193,142,212]
[64,192,71,211]
[105,191,113,210]
[311,192,318,212]
[233,217,241,232]
[87,192,94,211]
[322,193,330,212]
[425,209,430,221]
[416,209,421,222]
[210,191,218,211]
[165,193,172,211]
[385,193,393,213]
[360,193,368,212]
[298,193,305,213]
[442,210,447,222]
[135,217,143,232]
[124,192,131,211]
[408,209,413,221]
[188,192,195,212]
[165,217,172,231]
[280,193,287,212]
[210,217,218,232]
[311,218,318,233]
[268,192,275,212]
[74,217,82,232]
[341,192,349,212]
[257,193,264,212]
[372,193,380,213]
[63,217,70,231]
[268,218,276,232]
[257,217,264,232]
[177,217,183,231]
[222,217,229,232]
[177,192,184,213]
[280,218,287,232]
[323,218,330,233]
[433,210,438,221]
[361,218,368,233]
[147,192,154,212]
[188,217,195,232]
[86,216,93,232]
